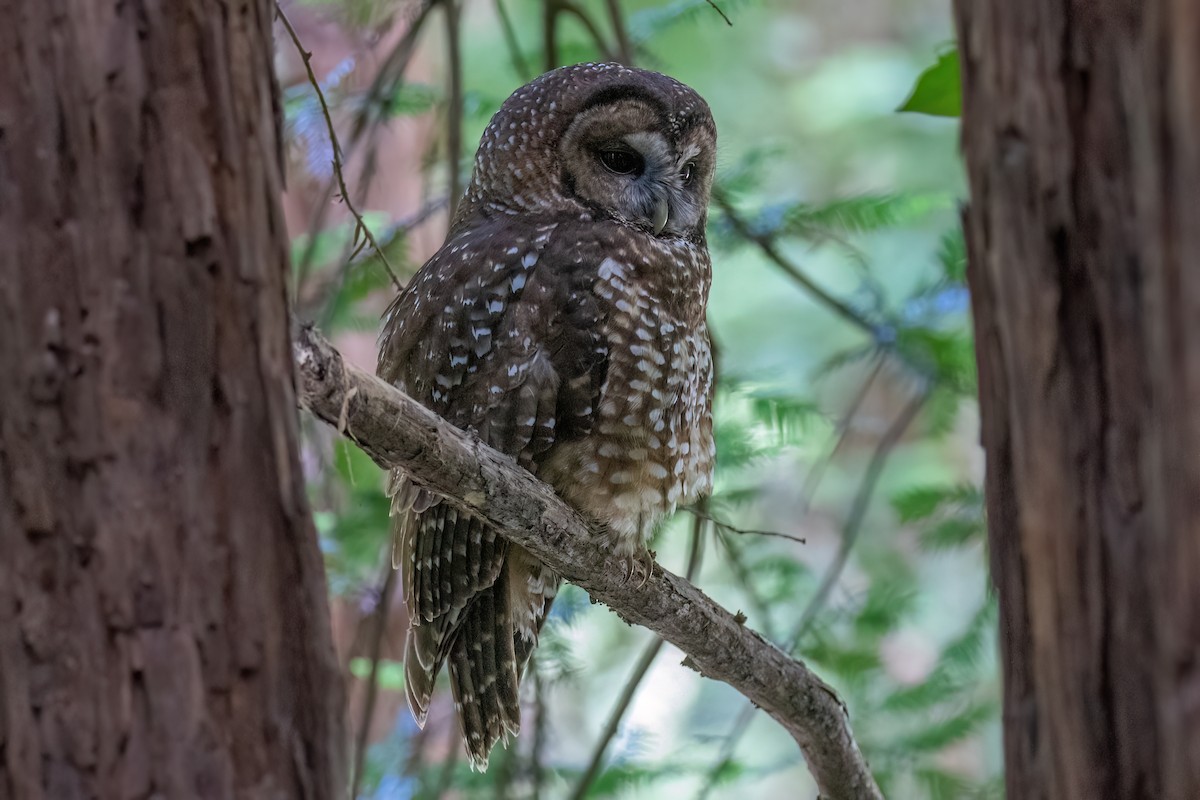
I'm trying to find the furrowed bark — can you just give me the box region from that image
[956,1,1200,797]
[293,324,882,800]
[0,2,344,797]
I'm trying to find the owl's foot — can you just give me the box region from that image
[620,548,656,588]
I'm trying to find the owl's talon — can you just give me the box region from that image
[619,550,655,588]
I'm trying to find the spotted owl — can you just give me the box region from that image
[377,62,717,769]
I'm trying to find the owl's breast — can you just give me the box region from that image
[539,251,715,552]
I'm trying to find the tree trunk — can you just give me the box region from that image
[955,2,1200,798]
[0,2,345,798]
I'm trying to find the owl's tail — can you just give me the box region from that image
[404,550,558,771]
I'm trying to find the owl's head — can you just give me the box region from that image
[458,63,717,242]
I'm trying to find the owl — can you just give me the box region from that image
[377,62,717,769]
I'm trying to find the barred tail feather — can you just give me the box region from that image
[449,569,519,769]
[448,553,558,770]
[404,628,437,728]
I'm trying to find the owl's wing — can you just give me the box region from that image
[377,219,606,745]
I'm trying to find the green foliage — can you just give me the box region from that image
[378,83,440,117]
[781,192,949,240]
[349,657,407,691]
[898,700,997,752]
[893,482,986,551]
[899,48,962,118]
[319,441,391,592]
[285,1,998,797]
[627,0,754,43]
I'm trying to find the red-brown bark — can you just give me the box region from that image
[0,2,345,797]
[956,2,1200,798]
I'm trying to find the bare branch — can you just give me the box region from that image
[604,0,635,63]
[704,0,734,26]
[542,0,616,71]
[714,190,880,338]
[292,1,434,292]
[293,325,883,800]
[495,0,533,79]
[275,3,402,292]
[787,388,928,652]
[350,562,399,799]
[685,507,807,544]
[442,0,464,219]
[697,386,929,797]
[569,515,707,800]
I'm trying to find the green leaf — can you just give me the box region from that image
[745,392,823,445]
[938,226,967,283]
[883,600,996,712]
[893,486,952,523]
[940,601,996,671]
[921,516,985,551]
[782,192,946,239]
[898,700,996,751]
[898,48,962,118]
[894,326,976,393]
[916,767,978,800]
[892,484,981,523]
[854,581,917,638]
[883,672,966,713]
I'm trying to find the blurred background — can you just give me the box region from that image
[274,0,997,796]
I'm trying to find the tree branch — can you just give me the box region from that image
[292,324,883,800]
[713,190,881,338]
[276,3,402,292]
[568,514,707,800]
[441,0,464,219]
[349,561,399,800]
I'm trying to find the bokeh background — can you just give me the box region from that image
[275,0,997,796]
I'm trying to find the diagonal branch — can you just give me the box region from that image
[292,324,884,800]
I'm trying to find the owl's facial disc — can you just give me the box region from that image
[559,96,715,240]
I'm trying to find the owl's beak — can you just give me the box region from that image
[651,197,670,235]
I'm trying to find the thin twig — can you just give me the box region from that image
[570,640,665,800]
[560,0,617,58]
[442,0,464,220]
[298,198,446,322]
[293,2,435,295]
[316,199,448,323]
[604,0,634,63]
[276,2,403,293]
[542,0,561,72]
[568,512,707,800]
[796,353,887,515]
[530,658,546,800]
[350,560,400,799]
[704,0,734,26]
[685,507,807,544]
[543,0,615,70]
[496,0,533,79]
[714,190,879,337]
[695,388,929,799]
[787,388,928,651]
[715,529,776,639]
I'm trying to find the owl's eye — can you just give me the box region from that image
[681,162,696,184]
[598,147,644,176]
